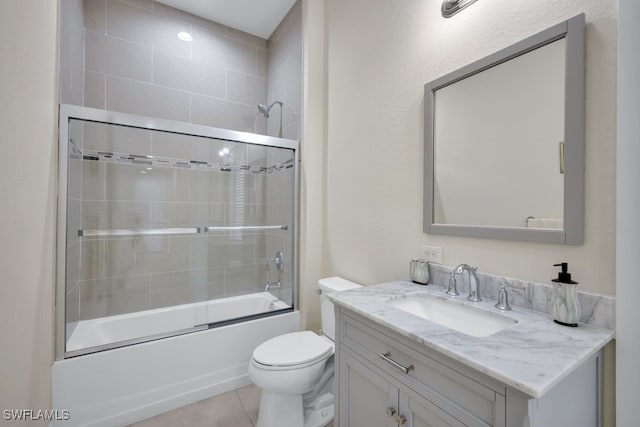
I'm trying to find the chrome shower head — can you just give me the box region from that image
[257,100,283,118]
[258,103,270,118]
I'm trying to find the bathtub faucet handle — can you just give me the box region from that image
[268,251,284,271]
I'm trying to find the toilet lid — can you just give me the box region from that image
[253,331,333,367]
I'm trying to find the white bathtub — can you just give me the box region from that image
[66,292,289,353]
[53,293,299,427]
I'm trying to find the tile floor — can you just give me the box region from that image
[128,384,334,427]
[129,385,260,427]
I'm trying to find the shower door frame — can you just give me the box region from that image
[56,104,300,360]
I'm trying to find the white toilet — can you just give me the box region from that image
[248,277,361,427]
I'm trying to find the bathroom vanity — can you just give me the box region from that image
[330,282,614,427]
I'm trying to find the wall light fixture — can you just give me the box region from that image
[441,0,479,18]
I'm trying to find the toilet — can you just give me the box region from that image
[248,277,362,427]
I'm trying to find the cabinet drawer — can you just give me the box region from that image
[341,313,506,427]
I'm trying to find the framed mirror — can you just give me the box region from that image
[424,14,585,244]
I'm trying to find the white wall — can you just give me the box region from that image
[0,0,59,421]
[299,0,328,332]
[325,0,617,295]
[324,0,616,424]
[616,0,640,425]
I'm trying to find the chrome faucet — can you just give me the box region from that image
[449,264,482,302]
[265,251,284,292]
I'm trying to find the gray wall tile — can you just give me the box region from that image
[266,0,302,139]
[82,161,105,200]
[106,75,190,122]
[122,0,152,10]
[67,198,82,244]
[79,275,150,320]
[84,70,106,109]
[83,120,152,154]
[105,162,190,202]
[85,30,153,82]
[68,157,82,199]
[227,27,267,49]
[60,0,85,105]
[149,270,200,309]
[80,239,104,280]
[191,94,257,133]
[66,285,80,324]
[106,0,190,57]
[82,200,151,229]
[152,1,225,35]
[224,264,265,297]
[227,71,267,105]
[189,169,230,204]
[150,131,212,161]
[67,242,81,289]
[153,50,226,98]
[84,0,106,34]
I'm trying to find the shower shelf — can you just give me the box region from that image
[77,225,289,237]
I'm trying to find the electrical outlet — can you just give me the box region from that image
[421,244,443,263]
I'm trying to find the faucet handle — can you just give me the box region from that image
[495,281,512,311]
[445,273,459,297]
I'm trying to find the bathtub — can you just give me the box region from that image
[66,292,290,353]
[53,292,299,427]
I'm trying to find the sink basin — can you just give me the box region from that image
[388,294,517,337]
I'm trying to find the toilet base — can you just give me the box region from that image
[305,403,333,427]
[257,391,303,427]
[256,391,334,427]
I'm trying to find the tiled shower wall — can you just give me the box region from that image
[60,0,85,105]
[264,1,302,303]
[82,0,269,134]
[59,0,301,324]
[267,0,302,140]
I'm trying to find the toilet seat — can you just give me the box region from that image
[252,331,333,371]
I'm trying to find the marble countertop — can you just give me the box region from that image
[329,281,615,398]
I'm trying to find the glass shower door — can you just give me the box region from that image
[61,109,297,357]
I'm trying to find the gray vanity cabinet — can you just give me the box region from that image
[340,351,468,427]
[335,307,601,427]
[336,311,506,427]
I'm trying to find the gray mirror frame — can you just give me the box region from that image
[424,13,585,244]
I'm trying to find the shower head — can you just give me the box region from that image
[257,100,283,118]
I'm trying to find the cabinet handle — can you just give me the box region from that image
[395,414,407,425]
[386,406,396,417]
[379,352,415,374]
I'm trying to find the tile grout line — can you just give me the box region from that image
[235,388,257,427]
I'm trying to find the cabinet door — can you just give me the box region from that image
[339,351,398,427]
[400,390,466,427]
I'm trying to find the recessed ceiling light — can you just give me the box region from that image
[177,31,193,42]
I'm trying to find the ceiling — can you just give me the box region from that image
[155,0,297,39]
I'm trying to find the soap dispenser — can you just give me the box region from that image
[551,262,581,327]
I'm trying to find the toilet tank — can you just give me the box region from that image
[318,277,362,341]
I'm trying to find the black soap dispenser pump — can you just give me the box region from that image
[551,263,581,327]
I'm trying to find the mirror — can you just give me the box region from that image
[424,14,585,244]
